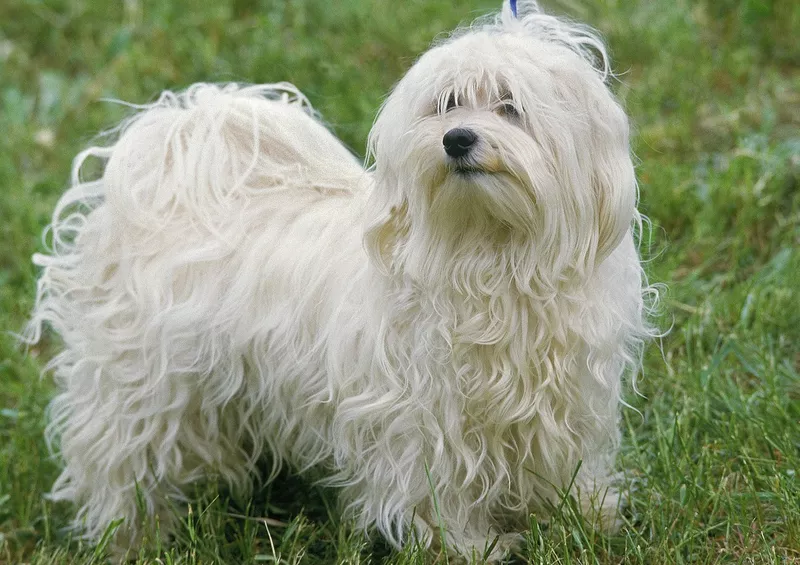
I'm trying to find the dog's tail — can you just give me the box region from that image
[69,82,359,233]
[28,82,363,349]
[28,82,363,340]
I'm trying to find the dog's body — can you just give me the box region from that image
[29,2,653,559]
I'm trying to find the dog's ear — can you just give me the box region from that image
[593,152,636,262]
[588,93,637,263]
[363,102,412,274]
[364,198,409,274]
[507,6,634,262]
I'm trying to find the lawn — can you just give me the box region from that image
[1,0,799,563]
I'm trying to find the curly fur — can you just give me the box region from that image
[28,1,656,560]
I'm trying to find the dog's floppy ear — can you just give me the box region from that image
[593,149,637,262]
[363,101,411,274]
[589,92,637,262]
[364,198,410,274]
[506,5,634,262]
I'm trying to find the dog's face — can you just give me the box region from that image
[366,10,637,282]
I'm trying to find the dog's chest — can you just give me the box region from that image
[411,289,564,394]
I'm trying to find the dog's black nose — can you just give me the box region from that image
[443,128,477,158]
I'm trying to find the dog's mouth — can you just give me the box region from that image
[448,161,488,176]
[454,165,486,175]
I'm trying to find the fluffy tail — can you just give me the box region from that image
[25,83,363,544]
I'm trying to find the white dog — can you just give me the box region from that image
[28,0,654,560]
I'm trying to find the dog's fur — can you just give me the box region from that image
[28,1,655,559]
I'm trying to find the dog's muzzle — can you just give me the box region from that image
[443,128,477,158]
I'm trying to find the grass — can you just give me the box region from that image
[1,0,798,562]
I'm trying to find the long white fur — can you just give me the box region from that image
[28,1,656,560]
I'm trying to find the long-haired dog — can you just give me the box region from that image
[28,0,655,560]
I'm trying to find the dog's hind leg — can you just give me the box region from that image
[44,356,195,548]
[42,348,264,551]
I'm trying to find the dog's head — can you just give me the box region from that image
[365,1,637,284]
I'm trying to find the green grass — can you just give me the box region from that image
[1,0,798,563]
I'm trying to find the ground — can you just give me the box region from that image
[1,0,798,563]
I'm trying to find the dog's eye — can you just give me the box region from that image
[498,101,519,119]
[443,93,458,113]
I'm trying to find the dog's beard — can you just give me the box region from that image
[400,122,540,236]
[432,171,533,234]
